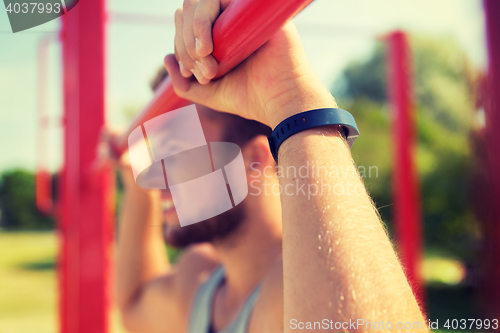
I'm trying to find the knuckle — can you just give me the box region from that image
[184,36,196,54]
[182,0,194,10]
[174,8,183,22]
[178,50,194,67]
[174,39,185,60]
[192,16,206,34]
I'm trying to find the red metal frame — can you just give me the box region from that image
[57,1,313,332]
[480,0,500,320]
[386,31,423,301]
[49,0,500,326]
[59,0,114,332]
[36,36,54,214]
[114,0,313,152]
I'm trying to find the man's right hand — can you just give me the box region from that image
[164,0,337,129]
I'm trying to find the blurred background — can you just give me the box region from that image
[0,0,497,332]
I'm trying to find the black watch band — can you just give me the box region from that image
[267,108,360,162]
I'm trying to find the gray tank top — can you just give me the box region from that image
[188,265,262,333]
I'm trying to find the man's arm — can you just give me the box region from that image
[114,162,218,333]
[115,184,172,331]
[274,91,426,332]
[164,2,427,330]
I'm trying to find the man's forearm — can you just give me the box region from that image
[116,186,169,311]
[275,92,425,331]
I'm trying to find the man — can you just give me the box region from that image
[114,1,427,332]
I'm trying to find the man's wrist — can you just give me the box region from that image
[266,79,338,129]
[278,126,344,163]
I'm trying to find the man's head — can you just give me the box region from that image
[150,68,278,248]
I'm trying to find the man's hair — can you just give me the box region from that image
[151,67,272,147]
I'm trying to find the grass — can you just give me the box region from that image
[0,231,128,333]
[0,232,58,333]
[0,231,486,333]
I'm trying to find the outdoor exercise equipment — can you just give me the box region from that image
[58,0,313,332]
[113,0,313,153]
[59,1,112,332]
[36,35,55,214]
[386,31,423,299]
[478,0,500,320]
[31,0,500,331]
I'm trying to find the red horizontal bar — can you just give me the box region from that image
[114,0,313,154]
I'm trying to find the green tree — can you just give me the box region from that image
[0,169,54,230]
[335,34,479,258]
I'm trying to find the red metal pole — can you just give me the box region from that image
[481,0,500,320]
[114,0,313,152]
[386,31,423,301]
[60,0,114,332]
[36,36,54,214]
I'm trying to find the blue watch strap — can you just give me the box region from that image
[268,108,360,162]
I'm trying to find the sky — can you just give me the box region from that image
[0,0,487,173]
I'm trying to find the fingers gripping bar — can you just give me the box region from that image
[112,0,314,155]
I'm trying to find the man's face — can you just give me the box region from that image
[161,105,247,248]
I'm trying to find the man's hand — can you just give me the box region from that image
[96,128,141,191]
[164,0,337,128]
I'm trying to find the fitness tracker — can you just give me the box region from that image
[268,108,359,162]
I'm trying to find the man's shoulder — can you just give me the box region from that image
[171,243,220,305]
[119,243,220,333]
[176,243,220,273]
